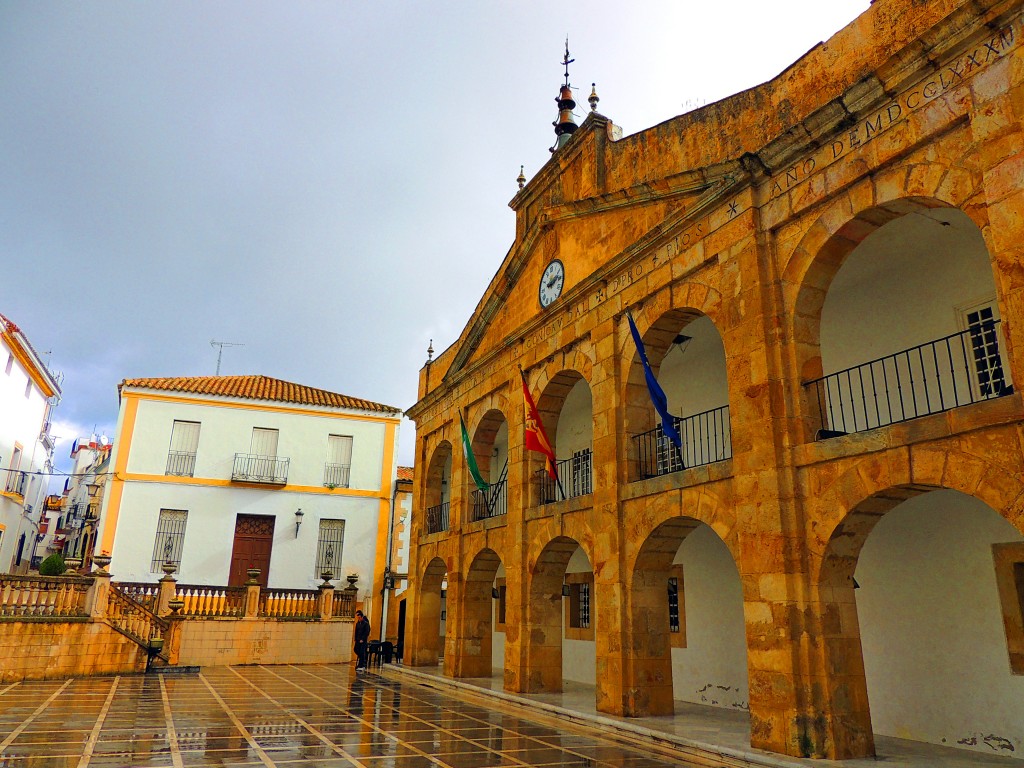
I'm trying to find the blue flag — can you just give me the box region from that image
[627,313,682,449]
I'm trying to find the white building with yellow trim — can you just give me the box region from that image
[0,312,60,573]
[98,375,402,626]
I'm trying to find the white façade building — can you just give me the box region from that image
[98,375,403,622]
[0,312,61,574]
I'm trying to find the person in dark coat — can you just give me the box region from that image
[353,610,370,671]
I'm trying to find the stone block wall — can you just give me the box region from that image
[0,619,146,683]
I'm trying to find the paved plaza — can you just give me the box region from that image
[0,664,695,768]
[2,664,1021,768]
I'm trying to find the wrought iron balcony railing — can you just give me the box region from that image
[165,450,197,477]
[4,470,27,497]
[323,463,351,488]
[632,405,732,480]
[538,449,592,505]
[231,453,289,485]
[804,320,1013,438]
[471,478,508,521]
[425,501,450,534]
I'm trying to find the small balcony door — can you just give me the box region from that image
[251,427,279,457]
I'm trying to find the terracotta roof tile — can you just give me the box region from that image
[120,375,402,414]
[397,466,414,481]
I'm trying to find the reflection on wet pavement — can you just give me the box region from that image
[0,666,689,768]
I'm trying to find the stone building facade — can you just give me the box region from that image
[405,0,1024,760]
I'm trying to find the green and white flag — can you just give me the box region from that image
[460,412,489,493]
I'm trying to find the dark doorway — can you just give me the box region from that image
[228,514,275,587]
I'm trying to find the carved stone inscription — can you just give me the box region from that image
[768,23,1017,198]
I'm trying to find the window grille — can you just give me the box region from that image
[569,581,591,629]
[315,519,346,578]
[965,305,1008,397]
[668,577,680,633]
[167,420,200,477]
[151,509,188,571]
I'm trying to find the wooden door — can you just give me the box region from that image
[228,514,275,587]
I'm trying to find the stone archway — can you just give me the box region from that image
[451,547,503,678]
[409,556,447,667]
[818,485,1024,760]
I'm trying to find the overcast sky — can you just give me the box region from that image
[1,1,868,472]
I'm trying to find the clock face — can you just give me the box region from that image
[539,259,565,308]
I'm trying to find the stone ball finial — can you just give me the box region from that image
[589,83,599,111]
[517,165,526,190]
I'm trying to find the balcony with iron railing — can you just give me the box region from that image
[471,478,507,521]
[804,321,1014,439]
[632,405,733,481]
[166,450,197,477]
[323,463,351,488]
[231,453,289,485]
[538,449,593,505]
[4,470,27,498]
[425,501,450,534]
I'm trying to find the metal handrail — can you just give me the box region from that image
[165,451,197,477]
[323,463,351,488]
[631,405,732,480]
[538,449,592,505]
[471,478,507,521]
[804,321,1013,437]
[425,501,450,534]
[231,453,289,484]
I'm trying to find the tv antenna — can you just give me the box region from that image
[210,340,244,375]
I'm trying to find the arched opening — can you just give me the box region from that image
[424,442,452,534]
[800,202,1011,439]
[530,371,593,505]
[629,517,747,716]
[411,556,447,666]
[821,488,1024,759]
[453,548,504,677]
[525,536,593,692]
[625,311,731,480]
[469,410,508,521]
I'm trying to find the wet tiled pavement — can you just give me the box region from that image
[0,665,694,768]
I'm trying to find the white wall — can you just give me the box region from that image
[123,395,390,491]
[0,338,54,571]
[671,524,749,710]
[821,209,997,374]
[109,482,382,590]
[563,546,596,684]
[492,561,506,672]
[489,421,508,481]
[555,380,593,461]
[660,315,730,418]
[855,490,1024,757]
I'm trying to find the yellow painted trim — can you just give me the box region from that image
[0,491,24,502]
[119,472,381,497]
[371,421,398,634]
[100,396,140,555]
[2,332,57,398]
[122,389,402,424]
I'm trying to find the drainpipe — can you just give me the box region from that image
[379,477,400,642]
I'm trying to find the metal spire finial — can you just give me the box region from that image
[561,38,574,87]
[517,165,526,190]
[426,339,434,362]
[589,83,599,112]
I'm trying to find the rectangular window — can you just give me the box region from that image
[166,420,201,476]
[250,427,279,457]
[959,298,1010,397]
[565,572,594,640]
[992,542,1024,675]
[324,434,353,488]
[571,448,592,497]
[314,518,345,578]
[669,564,686,648]
[495,579,507,632]
[668,577,680,633]
[151,509,188,571]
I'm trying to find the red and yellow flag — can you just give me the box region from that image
[521,370,558,481]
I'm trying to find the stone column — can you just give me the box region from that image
[156,563,178,617]
[244,569,261,619]
[318,578,335,619]
[86,571,112,619]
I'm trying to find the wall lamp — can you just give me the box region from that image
[294,508,304,538]
[561,584,571,597]
[491,587,500,599]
